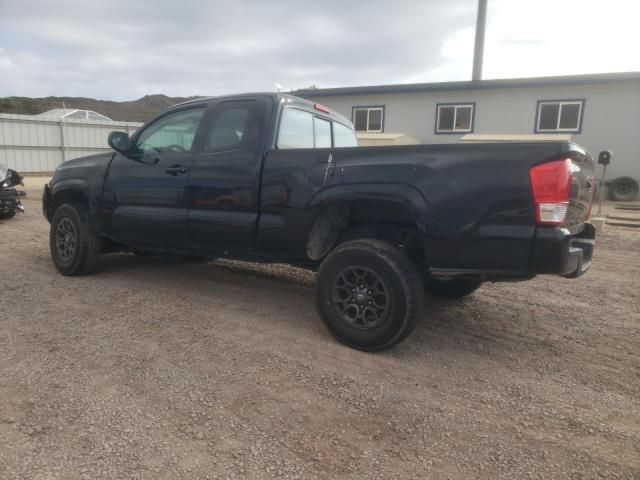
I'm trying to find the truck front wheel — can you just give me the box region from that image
[50,202,101,276]
[315,239,425,351]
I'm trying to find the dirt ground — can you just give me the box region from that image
[0,196,639,480]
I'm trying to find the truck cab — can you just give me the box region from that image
[90,94,356,254]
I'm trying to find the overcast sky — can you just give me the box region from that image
[1,0,639,100]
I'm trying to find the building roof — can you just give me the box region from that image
[295,71,640,98]
[38,108,112,121]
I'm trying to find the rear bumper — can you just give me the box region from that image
[530,223,596,278]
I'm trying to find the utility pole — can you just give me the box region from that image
[472,0,488,81]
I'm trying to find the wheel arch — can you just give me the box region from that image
[305,183,433,262]
[46,179,93,221]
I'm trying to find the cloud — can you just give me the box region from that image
[1,0,639,100]
[0,0,477,99]
[483,0,640,78]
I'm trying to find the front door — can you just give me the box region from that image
[186,97,271,248]
[104,106,206,243]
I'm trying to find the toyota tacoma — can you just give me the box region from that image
[43,93,596,351]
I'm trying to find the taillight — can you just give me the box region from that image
[530,159,572,225]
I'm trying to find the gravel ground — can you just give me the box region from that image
[1,197,639,480]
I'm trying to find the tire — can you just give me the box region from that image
[423,277,482,299]
[50,202,101,276]
[315,239,425,351]
[0,211,16,220]
[610,177,639,202]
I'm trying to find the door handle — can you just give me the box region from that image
[165,165,188,176]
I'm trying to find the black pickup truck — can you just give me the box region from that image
[43,93,596,351]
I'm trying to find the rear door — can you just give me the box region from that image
[257,107,341,255]
[186,97,271,248]
[104,106,206,243]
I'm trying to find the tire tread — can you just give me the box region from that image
[50,202,101,276]
[316,238,424,351]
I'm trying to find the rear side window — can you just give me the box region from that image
[205,102,251,151]
[278,108,314,149]
[333,122,358,147]
[314,117,332,148]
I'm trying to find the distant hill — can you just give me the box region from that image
[0,94,199,122]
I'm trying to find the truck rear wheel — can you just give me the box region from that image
[50,202,101,276]
[423,277,482,299]
[610,177,639,202]
[315,239,424,351]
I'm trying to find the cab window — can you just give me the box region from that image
[314,116,332,148]
[205,102,251,151]
[333,122,358,147]
[134,107,205,154]
[277,108,314,149]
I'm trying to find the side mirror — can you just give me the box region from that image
[108,131,131,155]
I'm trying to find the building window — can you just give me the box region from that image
[352,106,384,132]
[535,100,584,133]
[435,103,474,133]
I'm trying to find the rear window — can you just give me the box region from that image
[334,122,358,147]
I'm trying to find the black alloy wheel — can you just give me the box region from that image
[332,266,391,330]
[55,217,77,262]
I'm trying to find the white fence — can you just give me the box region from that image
[0,113,143,173]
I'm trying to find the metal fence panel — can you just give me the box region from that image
[0,113,143,173]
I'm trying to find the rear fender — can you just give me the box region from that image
[307,183,433,233]
[305,183,434,260]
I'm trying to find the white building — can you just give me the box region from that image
[38,108,113,122]
[297,72,640,201]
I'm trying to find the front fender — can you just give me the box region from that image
[50,177,91,197]
[45,177,100,225]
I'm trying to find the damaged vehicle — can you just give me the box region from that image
[0,164,26,219]
[43,93,596,351]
